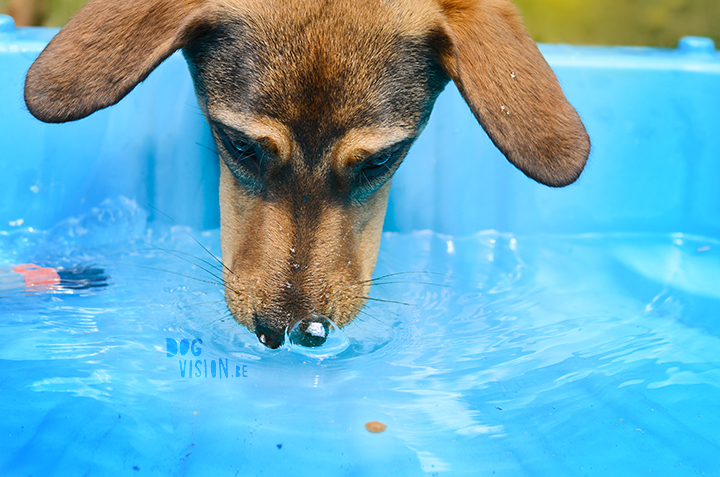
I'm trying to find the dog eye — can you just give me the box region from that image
[229,137,255,156]
[356,149,403,187]
[364,153,392,169]
[221,132,263,176]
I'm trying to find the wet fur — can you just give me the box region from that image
[24,0,590,347]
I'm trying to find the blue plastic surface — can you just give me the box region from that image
[2,15,720,237]
[2,14,720,477]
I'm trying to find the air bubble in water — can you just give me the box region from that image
[285,315,349,357]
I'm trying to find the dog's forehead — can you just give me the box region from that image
[184,0,448,154]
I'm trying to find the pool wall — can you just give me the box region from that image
[1,15,719,238]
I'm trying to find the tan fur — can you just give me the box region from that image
[215,0,444,38]
[24,0,590,347]
[334,128,415,168]
[24,0,212,123]
[212,111,294,163]
[436,0,590,186]
[218,157,389,332]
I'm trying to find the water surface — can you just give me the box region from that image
[1,199,719,476]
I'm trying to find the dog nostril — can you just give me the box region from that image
[287,316,331,348]
[255,323,285,349]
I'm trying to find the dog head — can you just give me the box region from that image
[24,0,589,348]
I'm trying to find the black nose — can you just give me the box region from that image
[254,322,285,349]
[253,315,331,349]
[287,317,330,348]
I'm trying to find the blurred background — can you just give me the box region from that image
[1,0,719,47]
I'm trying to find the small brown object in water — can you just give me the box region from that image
[365,421,387,433]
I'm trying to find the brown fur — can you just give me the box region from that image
[24,0,590,348]
[24,0,212,123]
[436,0,589,186]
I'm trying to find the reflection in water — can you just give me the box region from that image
[1,201,720,475]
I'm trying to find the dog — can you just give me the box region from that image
[24,0,590,348]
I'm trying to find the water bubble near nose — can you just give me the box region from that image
[285,315,349,358]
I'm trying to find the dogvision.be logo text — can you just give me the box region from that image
[166,338,248,379]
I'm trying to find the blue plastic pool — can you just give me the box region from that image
[2,15,720,476]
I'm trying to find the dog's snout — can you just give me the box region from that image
[254,319,286,349]
[253,314,332,349]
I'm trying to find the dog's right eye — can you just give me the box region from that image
[220,131,263,176]
[229,137,254,156]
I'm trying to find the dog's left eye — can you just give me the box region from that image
[365,153,393,167]
[364,153,392,169]
[356,149,404,188]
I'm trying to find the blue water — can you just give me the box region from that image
[1,198,719,476]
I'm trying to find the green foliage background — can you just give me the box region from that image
[1,0,82,29]
[1,0,719,47]
[514,0,720,47]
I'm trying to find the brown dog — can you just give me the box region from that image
[24,0,589,348]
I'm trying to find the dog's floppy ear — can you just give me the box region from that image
[25,0,209,123]
[436,0,589,187]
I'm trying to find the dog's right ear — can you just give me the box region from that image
[24,0,210,123]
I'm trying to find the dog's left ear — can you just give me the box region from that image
[24,0,210,123]
[435,0,590,187]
